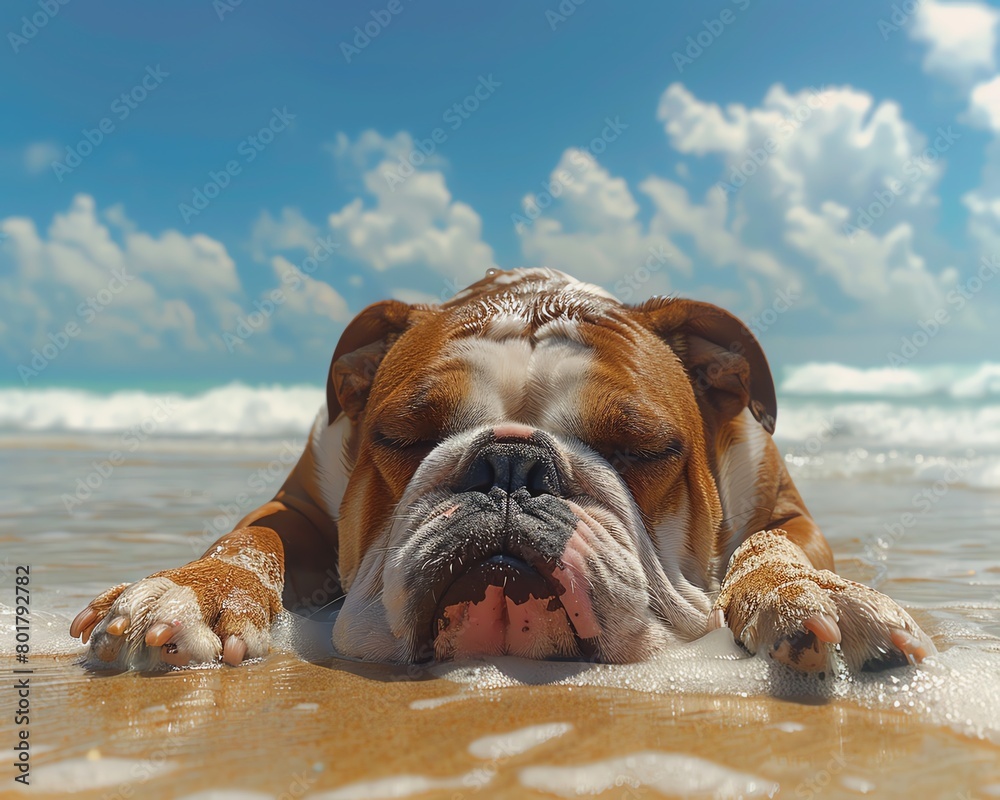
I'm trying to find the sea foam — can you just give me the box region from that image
[0,383,323,437]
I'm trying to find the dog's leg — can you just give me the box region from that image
[712,463,935,673]
[70,452,338,670]
[712,524,935,673]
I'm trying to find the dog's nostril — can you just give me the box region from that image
[525,460,550,496]
[464,458,495,494]
[459,440,560,496]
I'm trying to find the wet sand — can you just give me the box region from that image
[4,651,1000,799]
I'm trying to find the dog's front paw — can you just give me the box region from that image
[712,530,935,673]
[69,529,283,670]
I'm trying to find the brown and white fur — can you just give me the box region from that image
[71,268,934,673]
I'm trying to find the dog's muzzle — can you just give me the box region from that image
[384,427,603,661]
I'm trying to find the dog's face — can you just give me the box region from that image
[324,269,776,663]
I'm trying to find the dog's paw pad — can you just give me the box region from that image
[770,628,828,672]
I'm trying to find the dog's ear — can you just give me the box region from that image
[327,300,416,424]
[636,297,777,434]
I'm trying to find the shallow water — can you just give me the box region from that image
[1,385,1000,798]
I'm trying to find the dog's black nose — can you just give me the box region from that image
[460,440,560,496]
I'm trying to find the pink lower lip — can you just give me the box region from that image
[431,536,602,659]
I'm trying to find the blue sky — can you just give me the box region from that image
[3,0,1000,388]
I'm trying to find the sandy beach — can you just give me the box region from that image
[3,649,1000,799]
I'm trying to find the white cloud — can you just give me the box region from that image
[968,74,1000,131]
[653,82,952,317]
[641,177,789,282]
[0,195,357,371]
[327,130,446,175]
[392,287,442,305]
[0,131,500,375]
[241,256,354,358]
[0,196,218,361]
[961,137,1000,258]
[269,256,351,325]
[910,0,1000,86]
[513,80,954,323]
[103,203,137,234]
[23,141,60,175]
[250,208,320,261]
[512,82,955,320]
[516,148,686,291]
[327,130,495,283]
[658,82,942,212]
[784,202,955,313]
[127,229,241,297]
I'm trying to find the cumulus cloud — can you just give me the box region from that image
[658,82,944,212]
[653,82,953,317]
[326,130,495,283]
[641,177,789,283]
[326,130,445,176]
[968,74,1000,132]
[784,203,956,313]
[910,0,1000,86]
[235,256,353,358]
[510,81,960,322]
[0,195,231,364]
[0,195,354,376]
[961,135,1000,260]
[516,148,686,292]
[250,208,320,261]
[268,256,351,324]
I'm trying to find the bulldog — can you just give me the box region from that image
[70,268,935,673]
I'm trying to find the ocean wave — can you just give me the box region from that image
[781,362,1000,399]
[774,400,1000,487]
[0,383,324,437]
[775,401,1000,449]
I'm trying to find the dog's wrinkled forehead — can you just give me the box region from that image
[392,267,671,442]
[440,268,622,337]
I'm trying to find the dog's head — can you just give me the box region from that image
[320,268,776,663]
